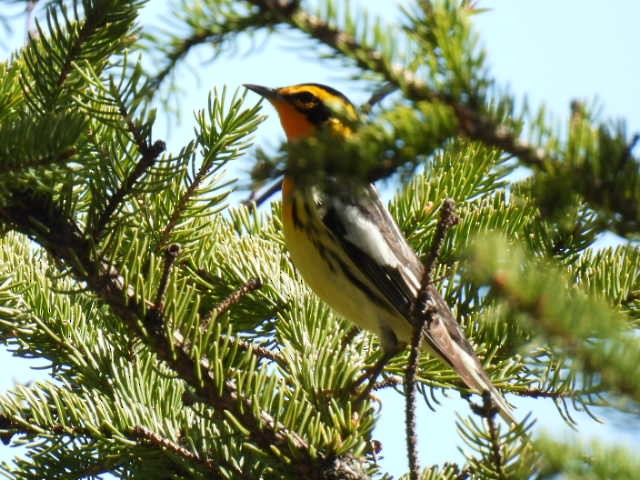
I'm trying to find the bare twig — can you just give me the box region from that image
[360,83,397,114]
[405,199,459,480]
[471,392,504,478]
[404,317,423,480]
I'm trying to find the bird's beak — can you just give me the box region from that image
[243,84,280,101]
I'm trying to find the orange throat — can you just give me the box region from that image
[272,100,315,141]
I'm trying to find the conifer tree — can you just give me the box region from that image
[1,1,639,479]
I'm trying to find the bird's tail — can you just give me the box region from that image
[436,340,517,425]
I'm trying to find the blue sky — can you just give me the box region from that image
[1,0,639,477]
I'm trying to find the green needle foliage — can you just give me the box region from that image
[1,1,639,479]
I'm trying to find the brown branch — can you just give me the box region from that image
[405,199,459,480]
[235,337,284,364]
[146,244,181,333]
[92,87,166,238]
[404,315,422,480]
[1,412,223,477]
[424,199,459,277]
[132,425,221,476]
[372,375,402,390]
[177,271,285,366]
[202,277,263,324]
[360,83,397,114]
[149,10,283,95]
[471,392,504,479]
[244,178,283,211]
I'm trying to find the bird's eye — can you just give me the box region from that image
[294,92,316,104]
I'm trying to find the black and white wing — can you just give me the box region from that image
[318,179,515,423]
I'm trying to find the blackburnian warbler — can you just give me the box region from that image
[245,83,515,424]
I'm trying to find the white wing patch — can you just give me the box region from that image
[341,205,401,268]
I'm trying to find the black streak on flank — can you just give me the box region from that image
[291,197,303,229]
[322,205,347,236]
[334,253,391,310]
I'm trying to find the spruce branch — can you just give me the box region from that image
[92,130,165,239]
[243,0,549,171]
[1,412,225,477]
[0,147,76,175]
[0,412,120,477]
[0,192,320,478]
[157,154,212,248]
[20,0,141,110]
[149,8,280,95]
[468,234,640,404]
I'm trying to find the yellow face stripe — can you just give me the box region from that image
[276,84,358,123]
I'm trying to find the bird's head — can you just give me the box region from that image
[244,83,358,141]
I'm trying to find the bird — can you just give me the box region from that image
[244,82,516,424]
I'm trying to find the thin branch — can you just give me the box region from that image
[405,198,459,480]
[234,337,285,365]
[201,277,263,324]
[146,243,181,333]
[149,11,282,96]
[360,82,397,114]
[404,315,422,480]
[92,91,166,238]
[132,425,221,476]
[1,412,224,477]
[372,375,402,390]
[244,178,283,211]
[183,271,286,366]
[424,199,459,277]
[471,392,504,479]
[158,141,227,247]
